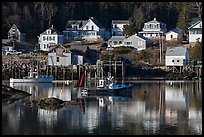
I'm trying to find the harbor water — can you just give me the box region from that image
[2,80,202,135]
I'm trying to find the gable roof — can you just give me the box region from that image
[166,28,183,35]
[8,24,20,34]
[91,19,104,28]
[166,46,187,56]
[48,44,70,53]
[65,20,87,28]
[41,26,63,35]
[108,36,126,41]
[70,45,89,53]
[136,35,151,41]
[188,20,202,29]
[145,18,166,25]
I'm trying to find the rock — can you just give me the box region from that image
[2,85,31,104]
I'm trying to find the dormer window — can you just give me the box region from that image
[47,29,51,34]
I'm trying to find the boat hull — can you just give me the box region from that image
[10,77,53,83]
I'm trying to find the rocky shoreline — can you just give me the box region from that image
[2,85,32,104]
[2,84,84,110]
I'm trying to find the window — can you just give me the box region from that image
[115,24,117,28]
[127,42,131,45]
[44,44,46,48]
[113,41,118,45]
[177,60,179,62]
[119,41,122,45]
[172,60,174,62]
[171,35,173,38]
[56,57,59,62]
[86,26,89,30]
[43,36,46,41]
[53,36,55,41]
[92,26,94,30]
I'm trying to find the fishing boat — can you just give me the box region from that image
[10,68,53,83]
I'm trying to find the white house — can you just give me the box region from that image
[188,20,202,43]
[48,45,85,66]
[38,25,63,51]
[48,45,72,66]
[108,36,126,47]
[165,46,189,68]
[111,20,129,36]
[8,24,26,42]
[122,34,152,51]
[165,28,183,41]
[138,18,167,39]
[63,17,108,42]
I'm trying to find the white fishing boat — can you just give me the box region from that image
[10,68,53,83]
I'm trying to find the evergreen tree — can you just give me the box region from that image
[176,3,191,33]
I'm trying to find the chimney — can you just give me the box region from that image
[51,25,53,29]
[154,18,156,21]
[90,16,94,20]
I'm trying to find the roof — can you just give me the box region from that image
[108,36,126,41]
[48,44,68,53]
[190,17,202,25]
[136,35,151,41]
[41,26,63,35]
[91,19,104,28]
[145,18,166,25]
[188,20,202,29]
[8,24,20,34]
[112,20,129,24]
[65,20,87,28]
[70,45,89,53]
[166,28,183,35]
[166,46,187,56]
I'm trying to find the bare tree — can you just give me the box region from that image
[33,2,46,30]
[45,2,58,27]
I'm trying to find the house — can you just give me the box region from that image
[165,28,183,41]
[48,44,91,66]
[188,20,202,44]
[38,25,63,51]
[111,20,129,36]
[122,34,152,51]
[48,45,72,66]
[8,24,26,43]
[63,17,108,42]
[138,18,167,39]
[2,41,13,54]
[108,36,126,47]
[165,46,189,72]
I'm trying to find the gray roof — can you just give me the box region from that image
[166,46,187,56]
[145,18,166,25]
[91,19,104,28]
[188,20,202,29]
[108,36,126,41]
[112,20,129,24]
[66,20,87,28]
[66,19,104,29]
[70,45,89,53]
[166,28,183,34]
[8,24,20,34]
[41,27,62,35]
[136,35,151,41]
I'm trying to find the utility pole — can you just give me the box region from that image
[159,33,162,64]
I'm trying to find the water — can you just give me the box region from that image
[2,80,202,135]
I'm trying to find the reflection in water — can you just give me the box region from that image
[2,81,202,135]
